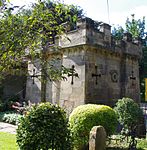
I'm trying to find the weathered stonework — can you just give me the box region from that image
[25,60,41,103]
[2,75,26,100]
[26,17,142,110]
[89,126,106,150]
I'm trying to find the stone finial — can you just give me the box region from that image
[89,126,106,150]
[123,32,132,42]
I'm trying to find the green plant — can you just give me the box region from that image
[16,102,72,150]
[0,0,83,104]
[137,138,147,149]
[69,104,118,149]
[112,26,124,40]
[0,111,22,125]
[114,97,143,132]
[2,113,22,125]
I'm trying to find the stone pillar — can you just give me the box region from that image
[89,126,106,150]
[123,32,132,42]
[99,23,111,44]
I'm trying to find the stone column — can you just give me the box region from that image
[89,126,106,150]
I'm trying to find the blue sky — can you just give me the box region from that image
[11,0,147,30]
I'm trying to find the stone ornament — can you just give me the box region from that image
[109,70,118,82]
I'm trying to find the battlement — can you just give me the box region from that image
[58,17,142,58]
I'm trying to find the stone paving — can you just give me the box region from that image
[0,122,17,134]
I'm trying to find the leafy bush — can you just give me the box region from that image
[2,113,22,125]
[16,102,72,150]
[69,104,118,149]
[114,97,143,132]
[0,111,22,125]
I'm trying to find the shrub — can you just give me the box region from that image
[69,104,118,149]
[0,111,22,125]
[114,97,143,132]
[3,113,22,125]
[16,102,72,150]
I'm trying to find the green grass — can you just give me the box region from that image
[137,138,147,150]
[0,132,18,150]
[0,131,146,150]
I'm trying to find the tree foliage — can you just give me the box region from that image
[126,14,145,39]
[112,14,146,41]
[0,0,83,79]
[112,26,124,40]
[114,97,143,132]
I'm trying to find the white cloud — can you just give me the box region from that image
[129,5,147,19]
[11,0,147,31]
[109,5,147,30]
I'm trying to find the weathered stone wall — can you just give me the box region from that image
[57,17,142,108]
[25,17,142,110]
[25,60,41,103]
[124,57,140,102]
[2,75,26,100]
[59,48,86,109]
[85,48,121,106]
[45,56,62,104]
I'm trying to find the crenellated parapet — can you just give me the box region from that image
[26,16,142,109]
[58,17,142,59]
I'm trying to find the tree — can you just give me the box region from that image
[112,14,146,41]
[114,97,143,133]
[112,26,124,40]
[0,0,83,101]
[126,14,145,39]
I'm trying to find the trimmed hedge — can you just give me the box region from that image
[69,104,117,149]
[16,102,72,150]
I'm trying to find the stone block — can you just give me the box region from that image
[89,126,106,150]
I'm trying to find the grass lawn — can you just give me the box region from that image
[0,132,18,150]
[0,131,146,150]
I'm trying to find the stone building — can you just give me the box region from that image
[25,17,142,110]
[2,76,26,99]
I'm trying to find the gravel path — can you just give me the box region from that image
[0,122,17,134]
